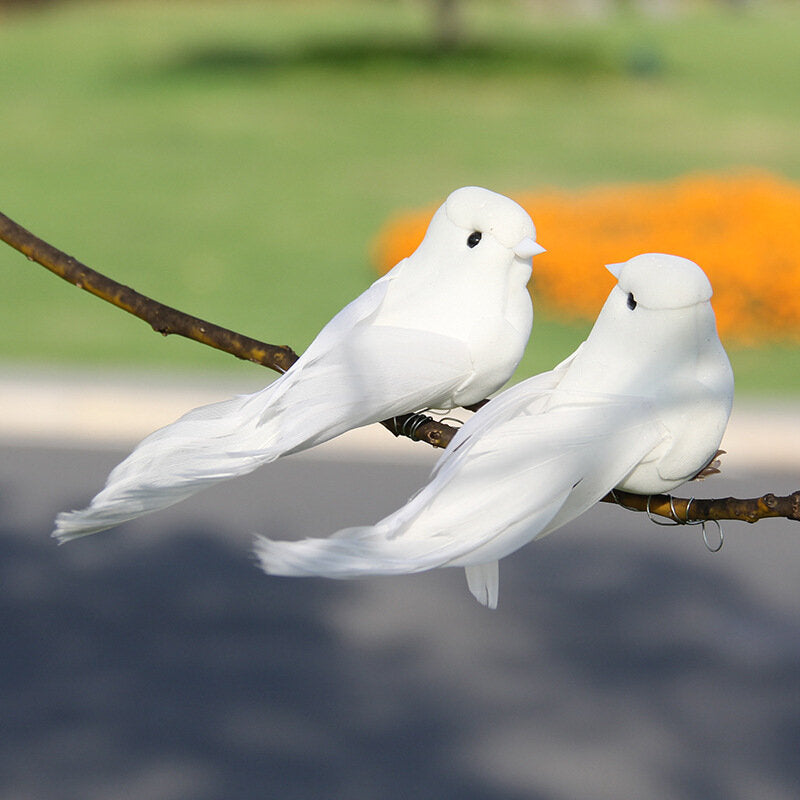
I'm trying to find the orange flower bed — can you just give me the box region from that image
[372,172,800,344]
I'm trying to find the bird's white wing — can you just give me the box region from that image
[53,312,476,543]
[255,390,667,589]
[256,322,481,455]
[53,280,394,541]
[292,274,394,366]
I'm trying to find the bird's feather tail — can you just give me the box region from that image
[53,322,474,544]
[464,562,499,609]
[257,534,501,611]
[53,386,294,542]
[254,521,463,580]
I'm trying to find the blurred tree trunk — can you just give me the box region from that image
[432,0,461,50]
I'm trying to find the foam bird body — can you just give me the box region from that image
[54,187,543,541]
[255,254,734,608]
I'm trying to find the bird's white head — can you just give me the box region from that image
[572,252,725,393]
[605,253,713,310]
[385,187,541,394]
[443,186,544,263]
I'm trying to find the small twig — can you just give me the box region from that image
[1,208,797,527]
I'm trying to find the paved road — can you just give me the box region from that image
[1,443,799,800]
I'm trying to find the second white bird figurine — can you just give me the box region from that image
[54,187,544,541]
[255,253,734,608]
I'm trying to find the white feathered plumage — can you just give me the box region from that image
[54,187,544,541]
[255,253,734,609]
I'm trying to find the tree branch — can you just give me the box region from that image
[1,209,797,527]
[603,488,800,524]
[0,212,300,374]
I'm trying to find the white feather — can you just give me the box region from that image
[464,562,499,609]
[54,187,543,541]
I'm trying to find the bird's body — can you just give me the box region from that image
[54,187,543,541]
[255,253,734,608]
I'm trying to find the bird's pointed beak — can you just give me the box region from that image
[605,261,625,279]
[514,237,546,259]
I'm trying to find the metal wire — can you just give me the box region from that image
[613,491,724,553]
[701,519,724,553]
[392,413,432,440]
[645,494,681,526]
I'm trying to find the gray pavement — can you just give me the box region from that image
[1,441,799,800]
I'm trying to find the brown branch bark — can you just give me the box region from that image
[0,212,300,374]
[603,489,800,523]
[1,209,797,527]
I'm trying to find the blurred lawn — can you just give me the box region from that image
[1,0,799,393]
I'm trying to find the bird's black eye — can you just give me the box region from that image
[467,231,482,248]
[627,292,637,310]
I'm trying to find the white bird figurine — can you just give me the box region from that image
[54,186,544,541]
[255,253,734,609]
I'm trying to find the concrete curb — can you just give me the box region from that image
[0,366,798,471]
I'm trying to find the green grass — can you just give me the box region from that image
[1,0,799,393]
